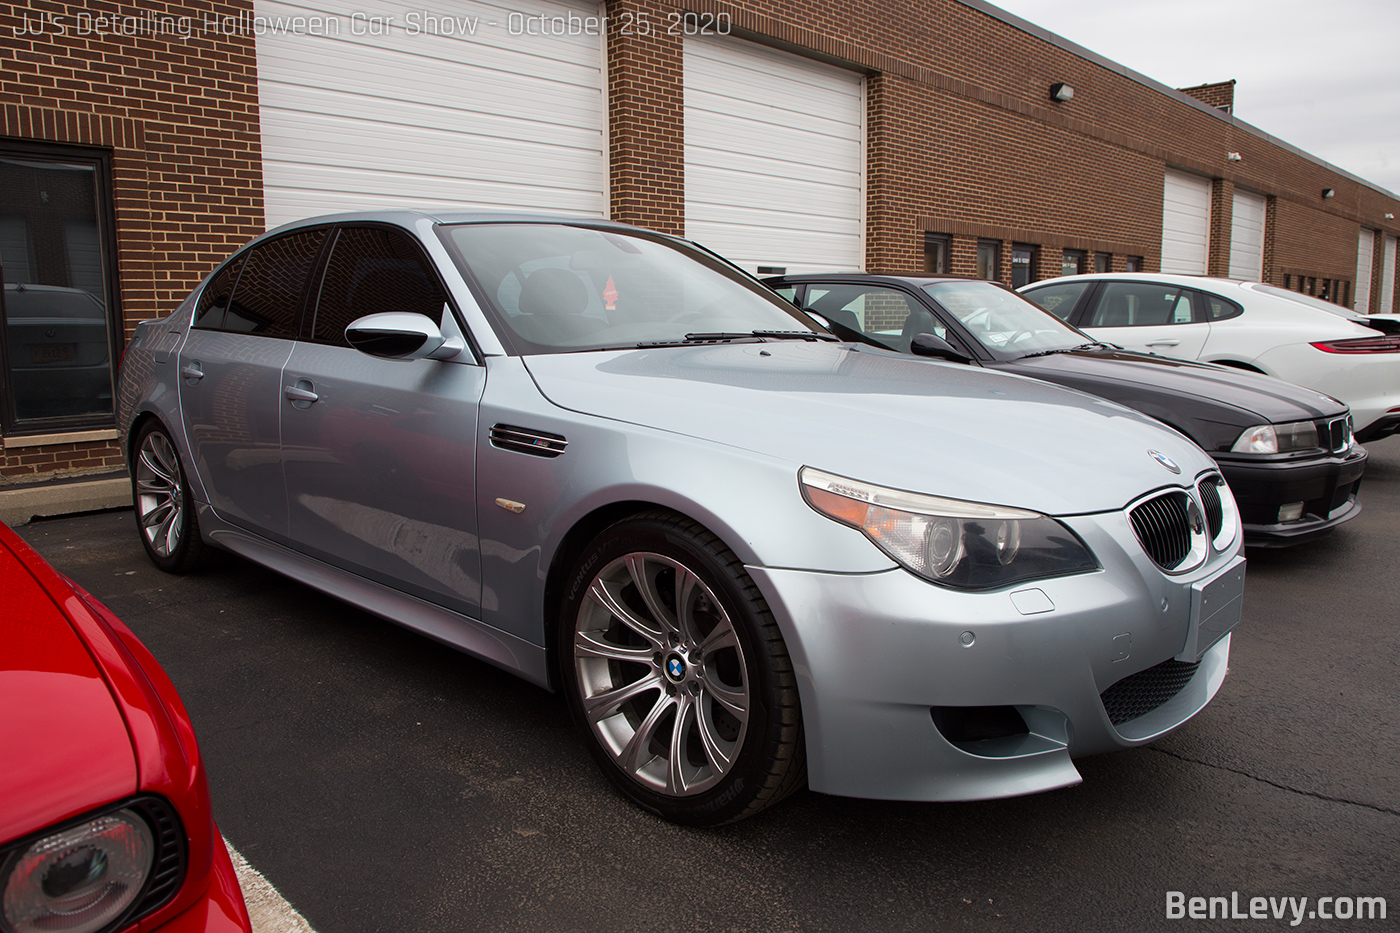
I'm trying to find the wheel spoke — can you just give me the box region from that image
[138,445,176,486]
[669,694,697,793]
[161,503,183,554]
[588,578,664,650]
[703,677,749,722]
[140,501,174,530]
[574,630,655,664]
[619,690,676,775]
[698,618,738,655]
[625,555,681,641]
[135,478,171,498]
[672,566,706,647]
[583,671,663,724]
[696,699,734,772]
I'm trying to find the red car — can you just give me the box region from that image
[0,523,250,933]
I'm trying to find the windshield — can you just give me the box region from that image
[921,280,1087,356]
[1250,283,1368,320]
[438,224,818,352]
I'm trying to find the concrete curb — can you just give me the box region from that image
[0,477,131,526]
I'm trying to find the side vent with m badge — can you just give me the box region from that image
[490,424,568,458]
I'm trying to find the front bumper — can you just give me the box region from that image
[1217,445,1367,547]
[748,509,1242,802]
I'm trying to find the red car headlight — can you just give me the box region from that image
[1,798,185,933]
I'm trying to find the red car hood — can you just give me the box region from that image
[0,536,137,842]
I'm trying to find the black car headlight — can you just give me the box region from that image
[1,799,184,933]
[1230,421,1318,454]
[800,467,1098,589]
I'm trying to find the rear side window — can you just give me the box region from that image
[1087,283,1193,327]
[1198,290,1243,321]
[192,254,245,330]
[1022,282,1089,320]
[222,228,329,337]
[312,226,445,348]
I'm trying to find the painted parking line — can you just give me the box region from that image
[224,837,318,933]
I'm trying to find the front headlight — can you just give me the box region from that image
[799,467,1098,589]
[2,809,153,933]
[1231,421,1318,454]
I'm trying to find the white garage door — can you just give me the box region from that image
[1227,189,1266,281]
[255,0,607,229]
[1355,228,1374,314]
[1161,169,1212,275]
[684,35,864,274]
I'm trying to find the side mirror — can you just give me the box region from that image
[909,332,973,364]
[345,312,464,361]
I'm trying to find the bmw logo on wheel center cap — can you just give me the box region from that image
[665,655,686,682]
[1148,449,1181,474]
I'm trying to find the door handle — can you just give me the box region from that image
[284,380,319,408]
[181,362,204,382]
[1145,339,1180,347]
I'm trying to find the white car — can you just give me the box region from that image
[1021,273,1400,443]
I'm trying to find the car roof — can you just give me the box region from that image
[1023,272,1255,289]
[762,272,970,287]
[267,209,650,237]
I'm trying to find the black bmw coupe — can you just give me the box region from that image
[764,273,1366,547]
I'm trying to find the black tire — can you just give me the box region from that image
[131,421,211,573]
[558,510,805,825]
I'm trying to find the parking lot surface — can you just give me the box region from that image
[17,443,1399,932]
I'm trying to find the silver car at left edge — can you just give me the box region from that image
[117,211,1245,825]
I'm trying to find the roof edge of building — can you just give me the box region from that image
[957,0,1400,203]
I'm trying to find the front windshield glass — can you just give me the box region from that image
[922,280,1087,357]
[439,223,817,352]
[1251,283,1367,319]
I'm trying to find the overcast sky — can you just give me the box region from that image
[985,0,1400,196]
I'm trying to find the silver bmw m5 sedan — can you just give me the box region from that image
[118,211,1245,824]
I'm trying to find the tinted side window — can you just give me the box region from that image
[1023,282,1088,320]
[1198,290,1243,321]
[1087,283,1187,327]
[223,229,329,337]
[193,254,245,330]
[802,284,945,349]
[313,226,445,347]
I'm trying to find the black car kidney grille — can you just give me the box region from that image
[1197,478,1223,539]
[1100,658,1202,725]
[1129,491,1192,569]
[129,796,187,919]
[490,424,567,458]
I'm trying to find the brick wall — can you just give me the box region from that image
[0,0,264,481]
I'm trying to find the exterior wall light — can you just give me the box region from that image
[1322,188,1335,199]
[1386,213,1395,220]
[1050,83,1074,102]
[1226,152,1243,162]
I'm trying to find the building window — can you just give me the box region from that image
[1124,256,1142,273]
[924,234,950,275]
[0,143,120,434]
[976,240,1001,281]
[1094,252,1111,273]
[1010,244,1037,288]
[1061,249,1085,276]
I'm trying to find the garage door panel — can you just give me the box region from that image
[1161,169,1211,275]
[1228,190,1266,281]
[256,0,605,228]
[685,35,864,274]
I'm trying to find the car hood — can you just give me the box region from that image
[522,342,1215,515]
[0,540,137,842]
[1009,349,1348,424]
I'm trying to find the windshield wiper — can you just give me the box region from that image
[1016,342,1109,360]
[637,330,837,347]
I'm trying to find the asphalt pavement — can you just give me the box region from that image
[17,443,1399,933]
